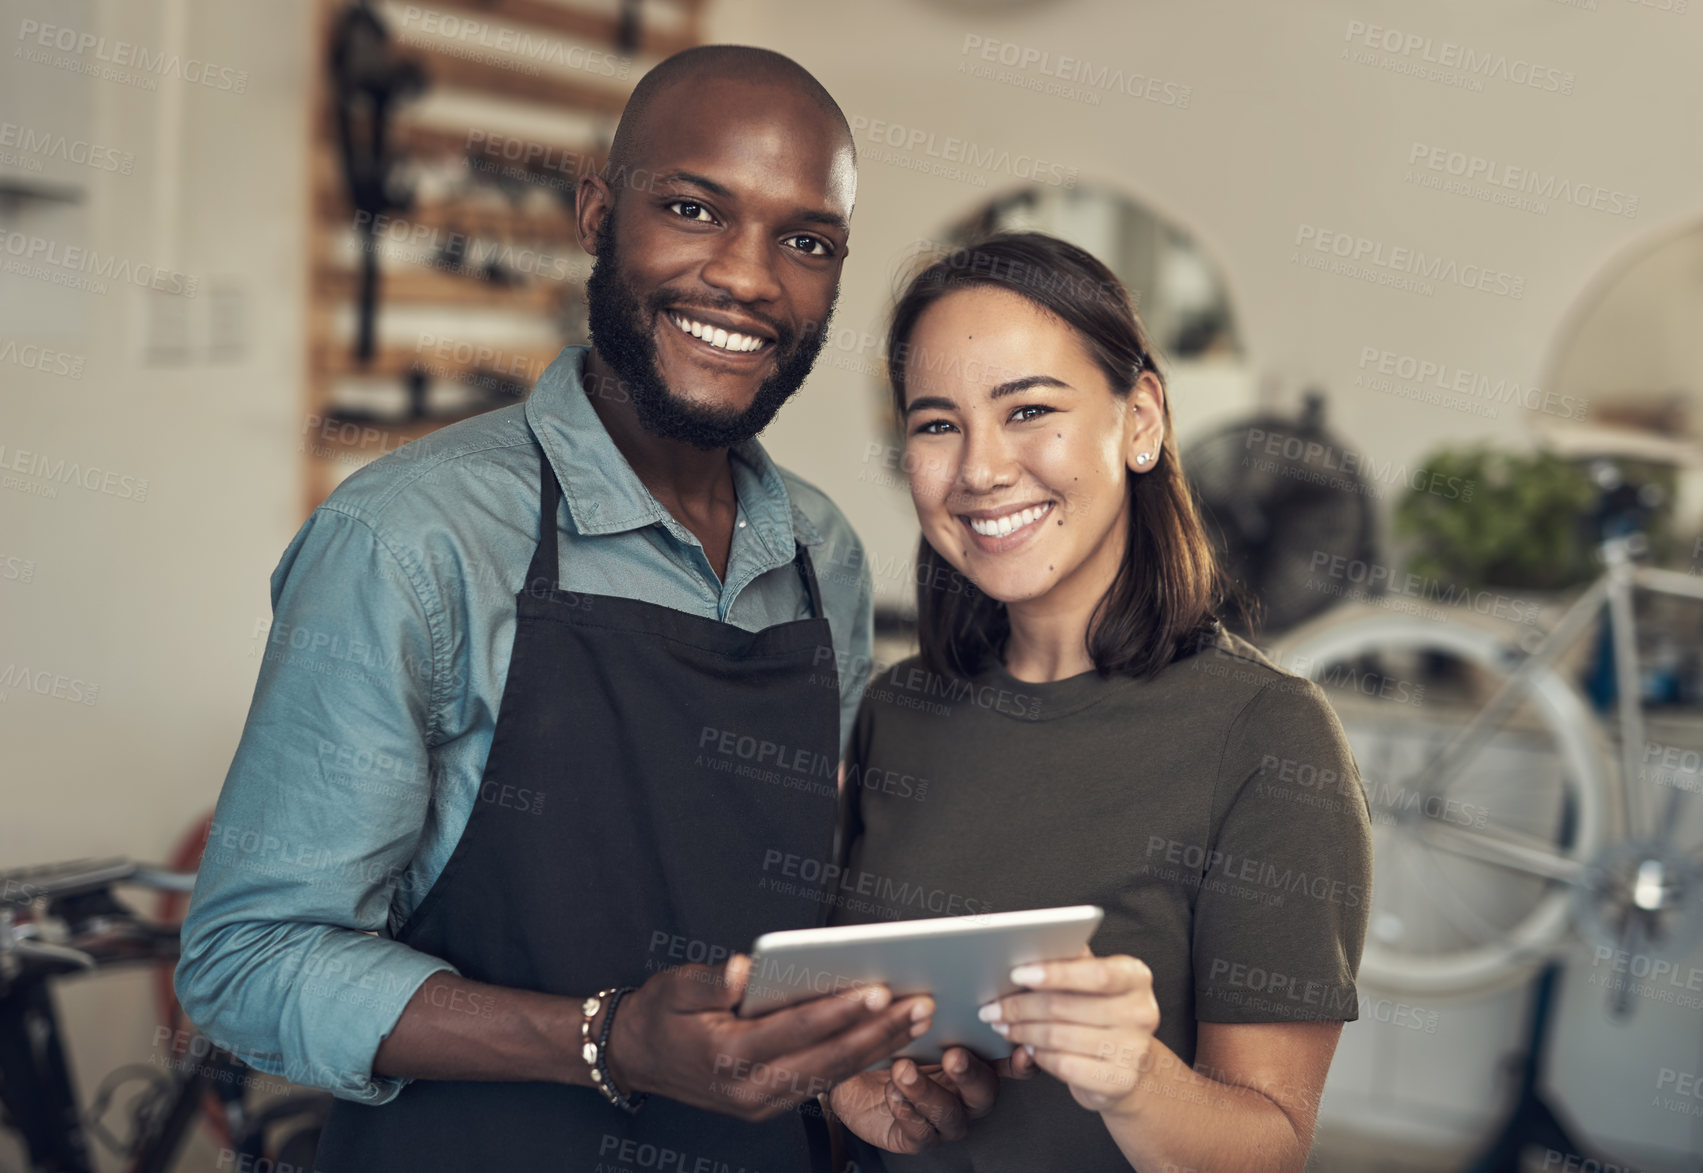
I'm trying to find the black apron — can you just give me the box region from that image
[316,449,843,1172]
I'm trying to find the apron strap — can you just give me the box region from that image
[524,453,562,597]
[526,452,830,626]
[791,541,827,622]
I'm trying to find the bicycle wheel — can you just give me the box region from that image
[1270,609,1613,996]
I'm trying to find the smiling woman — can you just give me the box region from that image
[824,234,1374,1173]
[889,234,1221,682]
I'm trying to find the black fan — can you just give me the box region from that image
[1184,392,1377,642]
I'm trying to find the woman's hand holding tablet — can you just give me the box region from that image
[737,905,1105,1063]
[978,948,1162,1113]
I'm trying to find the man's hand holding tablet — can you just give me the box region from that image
[605,954,934,1123]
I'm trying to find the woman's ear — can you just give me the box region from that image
[1124,371,1167,475]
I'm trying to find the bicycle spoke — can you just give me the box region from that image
[1413,833,1509,946]
[1414,820,1583,883]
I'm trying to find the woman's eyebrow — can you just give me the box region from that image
[904,395,957,415]
[905,375,1074,415]
[989,375,1072,399]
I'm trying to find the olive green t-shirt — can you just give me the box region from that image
[831,629,1373,1173]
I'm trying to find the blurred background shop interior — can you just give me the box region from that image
[4,0,1703,1169]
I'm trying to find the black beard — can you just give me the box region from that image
[584,215,836,451]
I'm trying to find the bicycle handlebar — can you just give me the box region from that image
[0,858,198,985]
[0,857,196,906]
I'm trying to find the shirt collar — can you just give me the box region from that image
[524,347,822,557]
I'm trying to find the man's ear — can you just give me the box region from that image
[575,174,614,256]
[1124,370,1167,474]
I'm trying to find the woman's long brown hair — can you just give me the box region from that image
[887,232,1228,680]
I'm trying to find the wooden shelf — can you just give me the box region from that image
[311,341,564,380]
[313,263,569,311]
[415,43,629,115]
[305,408,509,450]
[394,121,605,174]
[313,183,582,244]
[414,0,699,58]
[303,0,696,516]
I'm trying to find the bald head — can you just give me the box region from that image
[605,45,855,197]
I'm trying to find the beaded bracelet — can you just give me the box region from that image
[580,986,645,1113]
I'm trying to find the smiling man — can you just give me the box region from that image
[176,47,990,1172]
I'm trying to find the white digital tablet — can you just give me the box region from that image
[736,905,1104,1064]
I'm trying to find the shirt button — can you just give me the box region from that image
[737,519,746,528]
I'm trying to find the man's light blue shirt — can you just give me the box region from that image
[175,347,875,1103]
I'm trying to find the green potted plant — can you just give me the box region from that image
[1395,447,1600,591]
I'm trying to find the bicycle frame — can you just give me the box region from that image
[1422,537,1703,849]
[1395,533,1703,990]
[0,861,326,1173]
[0,967,92,1171]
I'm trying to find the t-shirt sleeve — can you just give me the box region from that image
[1192,676,1373,1024]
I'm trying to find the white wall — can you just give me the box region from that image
[3,0,1702,1168]
[1,0,308,1167]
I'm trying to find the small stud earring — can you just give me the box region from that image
[1136,453,1151,466]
